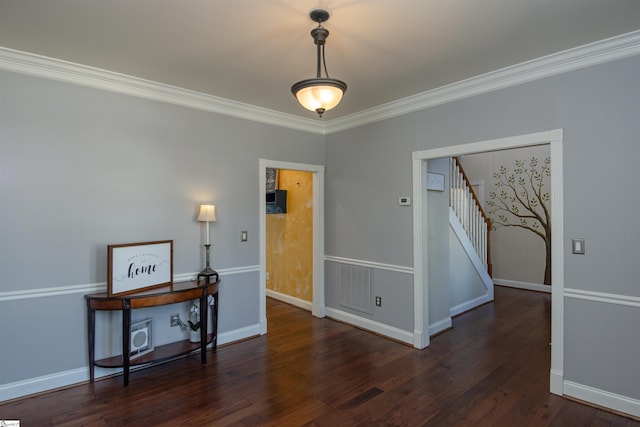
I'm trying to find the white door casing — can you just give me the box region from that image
[411,129,564,396]
[259,159,326,334]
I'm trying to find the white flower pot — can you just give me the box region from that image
[189,330,201,343]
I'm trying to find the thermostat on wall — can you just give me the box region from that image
[398,196,411,206]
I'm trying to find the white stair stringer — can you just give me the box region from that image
[449,207,494,316]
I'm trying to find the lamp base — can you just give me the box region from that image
[199,243,218,282]
[198,267,218,283]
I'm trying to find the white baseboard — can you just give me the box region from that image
[493,278,551,293]
[266,289,312,311]
[325,307,414,345]
[312,307,451,345]
[217,324,261,346]
[0,367,88,403]
[450,292,493,317]
[0,323,261,403]
[429,317,453,336]
[564,380,640,419]
[550,369,564,396]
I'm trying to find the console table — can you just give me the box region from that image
[85,279,219,385]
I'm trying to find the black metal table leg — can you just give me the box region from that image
[87,299,95,383]
[122,300,131,386]
[200,293,208,364]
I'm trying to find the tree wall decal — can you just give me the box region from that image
[486,157,551,285]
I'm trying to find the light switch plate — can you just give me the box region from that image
[572,238,585,254]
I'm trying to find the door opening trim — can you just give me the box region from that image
[411,129,564,396]
[259,159,326,334]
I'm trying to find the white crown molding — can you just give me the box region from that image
[2,30,639,136]
[325,30,640,134]
[0,47,325,135]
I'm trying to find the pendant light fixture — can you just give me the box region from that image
[291,9,347,118]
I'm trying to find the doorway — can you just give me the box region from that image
[259,159,325,335]
[411,129,564,396]
[266,168,313,308]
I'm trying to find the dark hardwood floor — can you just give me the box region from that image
[2,286,638,426]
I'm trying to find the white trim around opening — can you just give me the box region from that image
[258,159,326,335]
[411,129,564,397]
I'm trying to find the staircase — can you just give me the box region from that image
[450,157,492,276]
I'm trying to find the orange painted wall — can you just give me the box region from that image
[266,170,313,302]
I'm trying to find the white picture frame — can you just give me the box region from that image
[108,240,173,296]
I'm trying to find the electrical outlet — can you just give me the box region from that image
[170,313,180,327]
[375,296,382,307]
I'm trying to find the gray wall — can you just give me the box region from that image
[324,265,414,332]
[325,55,640,402]
[2,51,640,409]
[0,70,324,385]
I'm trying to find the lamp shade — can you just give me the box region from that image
[292,78,347,114]
[197,204,216,222]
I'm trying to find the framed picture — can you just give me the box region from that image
[266,168,279,192]
[108,240,173,296]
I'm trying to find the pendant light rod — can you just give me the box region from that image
[310,9,330,79]
[316,38,323,78]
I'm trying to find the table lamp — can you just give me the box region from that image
[197,204,218,279]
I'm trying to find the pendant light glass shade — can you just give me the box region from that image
[292,78,347,115]
[291,9,347,118]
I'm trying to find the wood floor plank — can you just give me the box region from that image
[1,286,638,426]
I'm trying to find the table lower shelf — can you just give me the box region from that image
[94,334,215,368]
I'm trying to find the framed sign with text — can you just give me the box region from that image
[108,240,173,296]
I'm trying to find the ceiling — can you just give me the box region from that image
[1,0,639,120]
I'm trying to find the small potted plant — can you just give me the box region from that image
[188,302,200,343]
